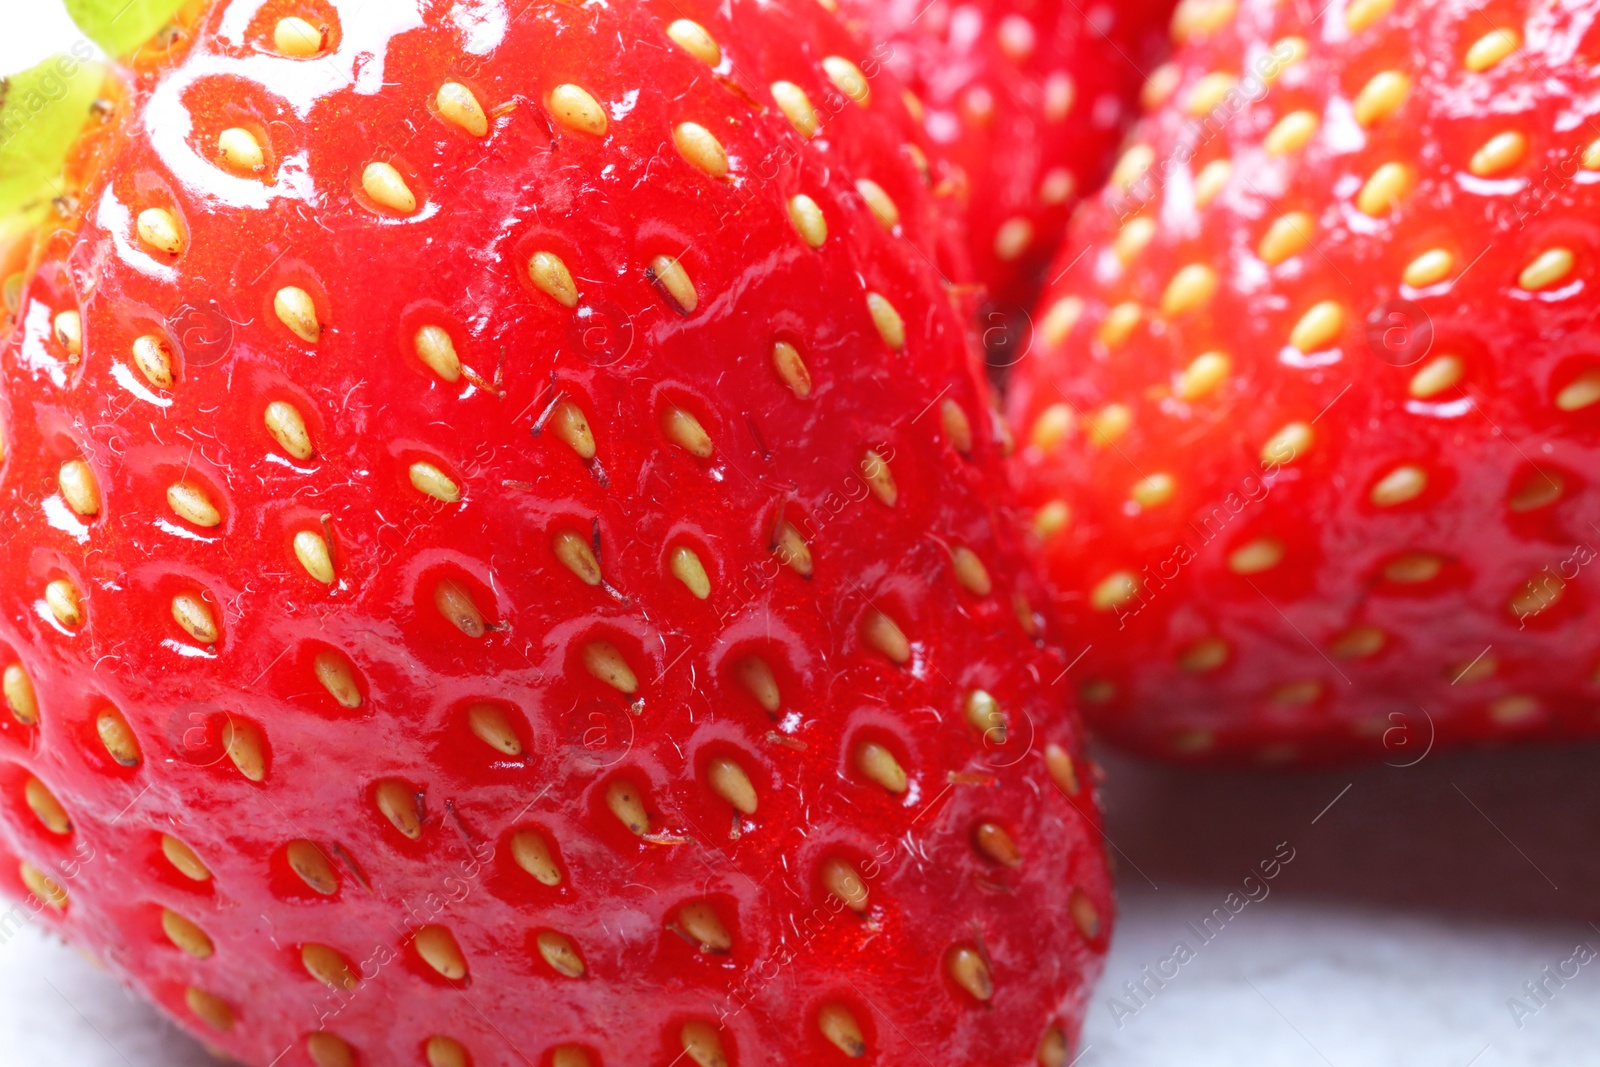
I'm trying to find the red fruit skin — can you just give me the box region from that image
[841,0,1175,310]
[1010,0,1600,764]
[0,1,1109,1064]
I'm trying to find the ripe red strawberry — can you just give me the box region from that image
[1010,0,1600,764]
[839,0,1175,312]
[0,0,1109,1064]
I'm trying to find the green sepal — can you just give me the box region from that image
[0,50,105,241]
[64,0,187,58]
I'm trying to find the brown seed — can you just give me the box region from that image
[312,650,362,709]
[274,286,321,342]
[1178,636,1229,673]
[677,901,732,953]
[273,15,323,56]
[537,930,585,977]
[823,56,871,105]
[674,122,729,178]
[223,719,265,781]
[820,857,868,912]
[45,579,83,629]
[551,1045,592,1067]
[265,401,315,460]
[528,251,578,307]
[650,254,698,313]
[96,707,142,766]
[965,689,1005,741]
[735,656,780,713]
[860,449,897,506]
[772,81,819,137]
[667,19,721,65]
[302,944,358,990]
[414,325,462,382]
[58,459,100,517]
[669,546,712,599]
[1045,743,1080,795]
[786,195,827,247]
[306,1033,355,1067]
[3,664,36,726]
[941,399,973,453]
[1070,888,1102,938]
[20,862,66,909]
[583,641,638,693]
[410,460,461,503]
[415,925,468,980]
[861,609,911,664]
[510,828,562,886]
[436,82,489,137]
[217,126,267,172]
[662,406,714,457]
[1330,625,1387,659]
[1038,1024,1069,1067]
[286,840,338,895]
[853,740,908,793]
[185,988,233,1031]
[818,1003,866,1057]
[162,835,211,881]
[973,822,1021,867]
[552,401,596,459]
[362,162,418,214]
[467,703,522,755]
[681,1021,728,1067]
[167,482,222,527]
[25,778,70,834]
[132,334,175,388]
[606,779,650,835]
[1510,471,1564,512]
[550,84,607,135]
[770,343,814,402]
[374,780,423,839]
[425,1036,469,1067]
[294,531,336,584]
[53,310,83,355]
[950,546,992,595]
[706,756,758,814]
[866,292,904,351]
[553,530,602,585]
[774,521,813,576]
[435,580,486,637]
[137,208,184,255]
[946,945,993,1000]
[172,592,219,644]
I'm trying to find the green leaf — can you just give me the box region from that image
[0,51,104,236]
[64,0,186,57]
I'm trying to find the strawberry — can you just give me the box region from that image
[1010,0,1600,764]
[838,0,1175,314]
[0,0,1110,1064]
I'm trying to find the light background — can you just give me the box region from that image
[4,11,1599,1067]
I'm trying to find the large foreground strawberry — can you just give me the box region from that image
[839,0,1175,313]
[1011,0,1600,764]
[0,0,1110,1063]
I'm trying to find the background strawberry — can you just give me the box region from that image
[0,0,1110,1064]
[1010,0,1600,764]
[838,0,1176,318]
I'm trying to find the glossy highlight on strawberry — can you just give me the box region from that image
[1011,0,1600,764]
[0,0,1109,1064]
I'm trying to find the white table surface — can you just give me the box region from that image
[4,9,1599,1067]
